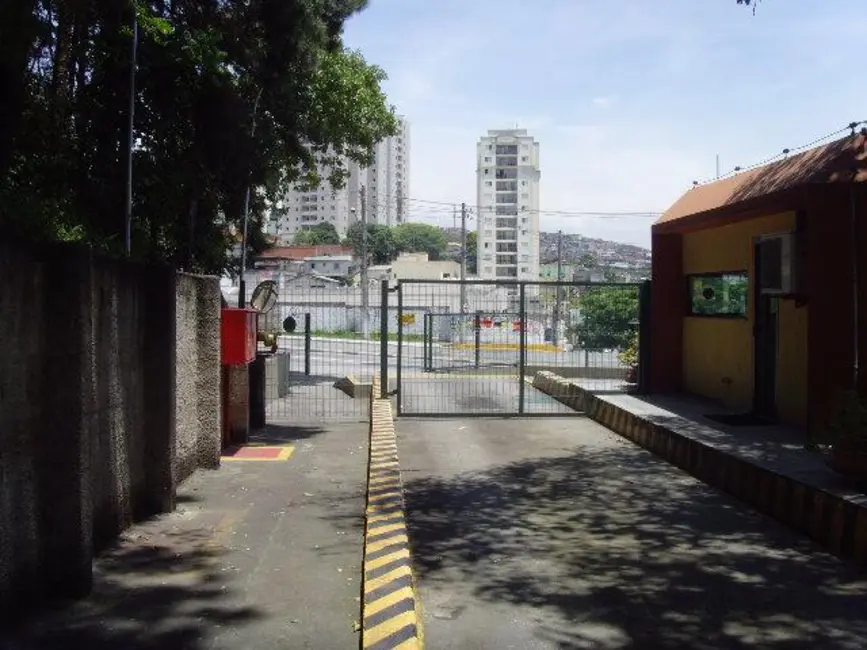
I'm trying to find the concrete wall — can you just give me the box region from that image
[0,238,221,621]
[175,274,222,484]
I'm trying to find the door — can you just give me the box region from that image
[753,242,779,418]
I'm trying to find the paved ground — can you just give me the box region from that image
[397,417,867,650]
[1,423,368,650]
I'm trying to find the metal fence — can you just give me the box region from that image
[394,280,644,417]
[251,273,646,423]
[260,279,384,423]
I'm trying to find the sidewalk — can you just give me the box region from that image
[1,423,368,650]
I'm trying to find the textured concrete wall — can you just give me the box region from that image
[0,238,220,622]
[175,274,222,484]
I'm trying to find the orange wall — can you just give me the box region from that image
[681,211,808,425]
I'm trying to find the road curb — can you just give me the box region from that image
[361,376,423,649]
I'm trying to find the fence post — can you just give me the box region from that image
[518,283,526,414]
[423,313,430,372]
[380,279,389,399]
[304,312,311,376]
[396,283,404,415]
[637,279,652,394]
[474,311,481,368]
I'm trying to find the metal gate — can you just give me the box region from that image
[255,271,382,423]
[390,279,648,417]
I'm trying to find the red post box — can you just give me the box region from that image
[221,307,258,366]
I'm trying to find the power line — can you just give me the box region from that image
[692,120,866,187]
[398,196,662,219]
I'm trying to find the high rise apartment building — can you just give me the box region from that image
[475,129,541,281]
[267,116,410,243]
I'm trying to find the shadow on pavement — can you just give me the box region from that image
[403,445,867,649]
[251,424,327,443]
[1,529,262,650]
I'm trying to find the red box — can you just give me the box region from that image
[221,308,258,365]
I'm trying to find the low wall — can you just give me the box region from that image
[0,238,221,621]
[175,274,222,484]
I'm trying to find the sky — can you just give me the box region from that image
[342,0,867,248]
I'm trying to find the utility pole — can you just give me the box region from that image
[553,230,563,347]
[716,154,720,179]
[360,185,369,336]
[452,205,457,229]
[124,7,138,257]
[459,202,468,343]
[237,87,263,308]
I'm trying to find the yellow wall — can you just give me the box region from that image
[681,211,808,425]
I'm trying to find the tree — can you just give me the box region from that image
[392,223,448,260]
[0,1,398,274]
[345,222,397,265]
[466,230,477,275]
[294,222,340,246]
[579,253,598,269]
[572,286,640,350]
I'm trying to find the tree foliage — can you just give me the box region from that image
[293,222,340,246]
[466,230,477,275]
[0,0,397,274]
[572,286,640,350]
[392,223,448,260]
[345,222,397,265]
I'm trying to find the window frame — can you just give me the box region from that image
[685,270,750,319]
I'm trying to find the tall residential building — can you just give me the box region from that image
[475,129,541,281]
[267,116,411,243]
[362,116,410,227]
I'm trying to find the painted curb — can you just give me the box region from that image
[361,376,423,649]
[532,370,867,569]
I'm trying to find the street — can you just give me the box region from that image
[397,417,867,650]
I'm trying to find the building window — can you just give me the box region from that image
[484,181,492,187]
[687,272,749,317]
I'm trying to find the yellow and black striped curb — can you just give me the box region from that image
[361,376,423,650]
[532,370,867,569]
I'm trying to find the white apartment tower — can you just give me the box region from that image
[268,116,411,242]
[362,116,410,227]
[476,129,541,281]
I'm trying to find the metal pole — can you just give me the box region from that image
[851,186,860,388]
[518,282,526,414]
[474,311,481,368]
[459,202,467,343]
[360,185,369,335]
[124,8,138,256]
[380,279,389,398]
[396,283,404,415]
[423,313,430,371]
[238,88,263,308]
[304,313,311,376]
[554,229,563,346]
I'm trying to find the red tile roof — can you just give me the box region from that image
[656,133,867,228]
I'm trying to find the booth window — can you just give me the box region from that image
[687,272,748,317]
